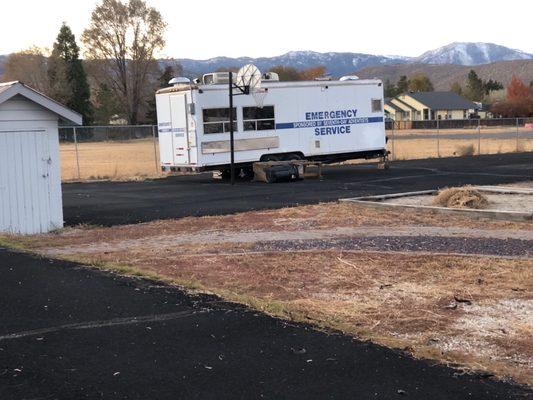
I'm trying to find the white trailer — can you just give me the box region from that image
[156,73,386,175]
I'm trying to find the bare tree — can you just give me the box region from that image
[82,0,166,124]
[2,47,51,94]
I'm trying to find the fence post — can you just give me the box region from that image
[516,117,519,153]
[73,127,81,180]
[152,125,159,173]
[477,118,481,155]
[390,121,395,161]
[436,118,440,158]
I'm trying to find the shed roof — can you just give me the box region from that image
[0,81,82,125]
[405,91,476,110]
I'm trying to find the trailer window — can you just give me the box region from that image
[243,106,275,131]
[203,108,237,134]
[371,99,382,112]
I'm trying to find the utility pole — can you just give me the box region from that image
[229,71,235,185]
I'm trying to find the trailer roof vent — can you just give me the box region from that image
[169,77,191,86]
[339,75,359,81]
[202,72,230,85]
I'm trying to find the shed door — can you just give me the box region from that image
[0,130,53,234]
[170,94,190,164]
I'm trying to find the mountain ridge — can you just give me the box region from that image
[1,42,532,81]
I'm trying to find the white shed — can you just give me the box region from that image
[0,81,82,234]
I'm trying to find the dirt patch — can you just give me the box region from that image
[433,187,488,209]
[3,198,532,384]
[33,247,533,383]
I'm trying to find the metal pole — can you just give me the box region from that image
[516,118,519,153]
[152,125,159,173]
[477,118,481,155]
[436,118,440,158]
[390,120,395,161]
[229,71,235,185]
[73,127,81,180]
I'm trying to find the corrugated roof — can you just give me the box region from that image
[406,91,476,110]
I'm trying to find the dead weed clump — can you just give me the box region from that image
[455,144,476,157]
[433,187,489,209]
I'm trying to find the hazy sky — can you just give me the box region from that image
[1,0,532,59]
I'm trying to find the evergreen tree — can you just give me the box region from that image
[384,79,398,98]
[48,23,92,124]
[396,75,409,94]
[465,70,484,101]
[146,65,176,123]
[482,79,503,95]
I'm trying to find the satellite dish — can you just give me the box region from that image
[236,64,262,93]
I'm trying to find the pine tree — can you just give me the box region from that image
[48,23,92,124]
[465,70,484,101]
[145,65,176,123]
[396,75,409,94]
[384,79,398,98]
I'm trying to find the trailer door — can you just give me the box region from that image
[170,94,190,165]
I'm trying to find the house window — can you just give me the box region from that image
[371,99,382,112]
[423,109,429,120]
[203,108,237,134]
[243,106,275,131]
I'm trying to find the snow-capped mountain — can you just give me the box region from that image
[174,51,409,78]
[2,42,532,80]
[415,42,533,65]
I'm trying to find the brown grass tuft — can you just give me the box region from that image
[433,187,489,209]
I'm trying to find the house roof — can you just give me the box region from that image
[405,91,476,110]
[384,98,404,112]
[391,97,417,111]
[0,81,82,125]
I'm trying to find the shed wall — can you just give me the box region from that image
[0,96,63,234]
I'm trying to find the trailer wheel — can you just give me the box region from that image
[282,153,304,161]
[220,169,231,180]
[261,154,281,162]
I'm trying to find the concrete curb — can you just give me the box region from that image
[340,187,533,221]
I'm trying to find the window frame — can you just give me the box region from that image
[242,105,276,132]
[202,107,237,134]
[371,98,382,113]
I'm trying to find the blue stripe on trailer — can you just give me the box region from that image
[276,116,383,130]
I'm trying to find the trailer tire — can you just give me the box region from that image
[261,154,281,162]
[220,169,231,180]
[282,153,304,161]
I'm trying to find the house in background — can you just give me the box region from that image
[384,91,478,121]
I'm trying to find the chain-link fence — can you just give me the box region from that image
[58,118,533,181]
[386,117,533,161]
[59,125,159,181]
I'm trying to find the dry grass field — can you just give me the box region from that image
[59,128,533,181]
[3,198,532,384]
[60,139,161,181]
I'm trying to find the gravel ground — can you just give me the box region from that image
[253,236,533,257]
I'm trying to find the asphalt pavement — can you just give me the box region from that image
[62,152,533,226]
[0,250,528,399]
